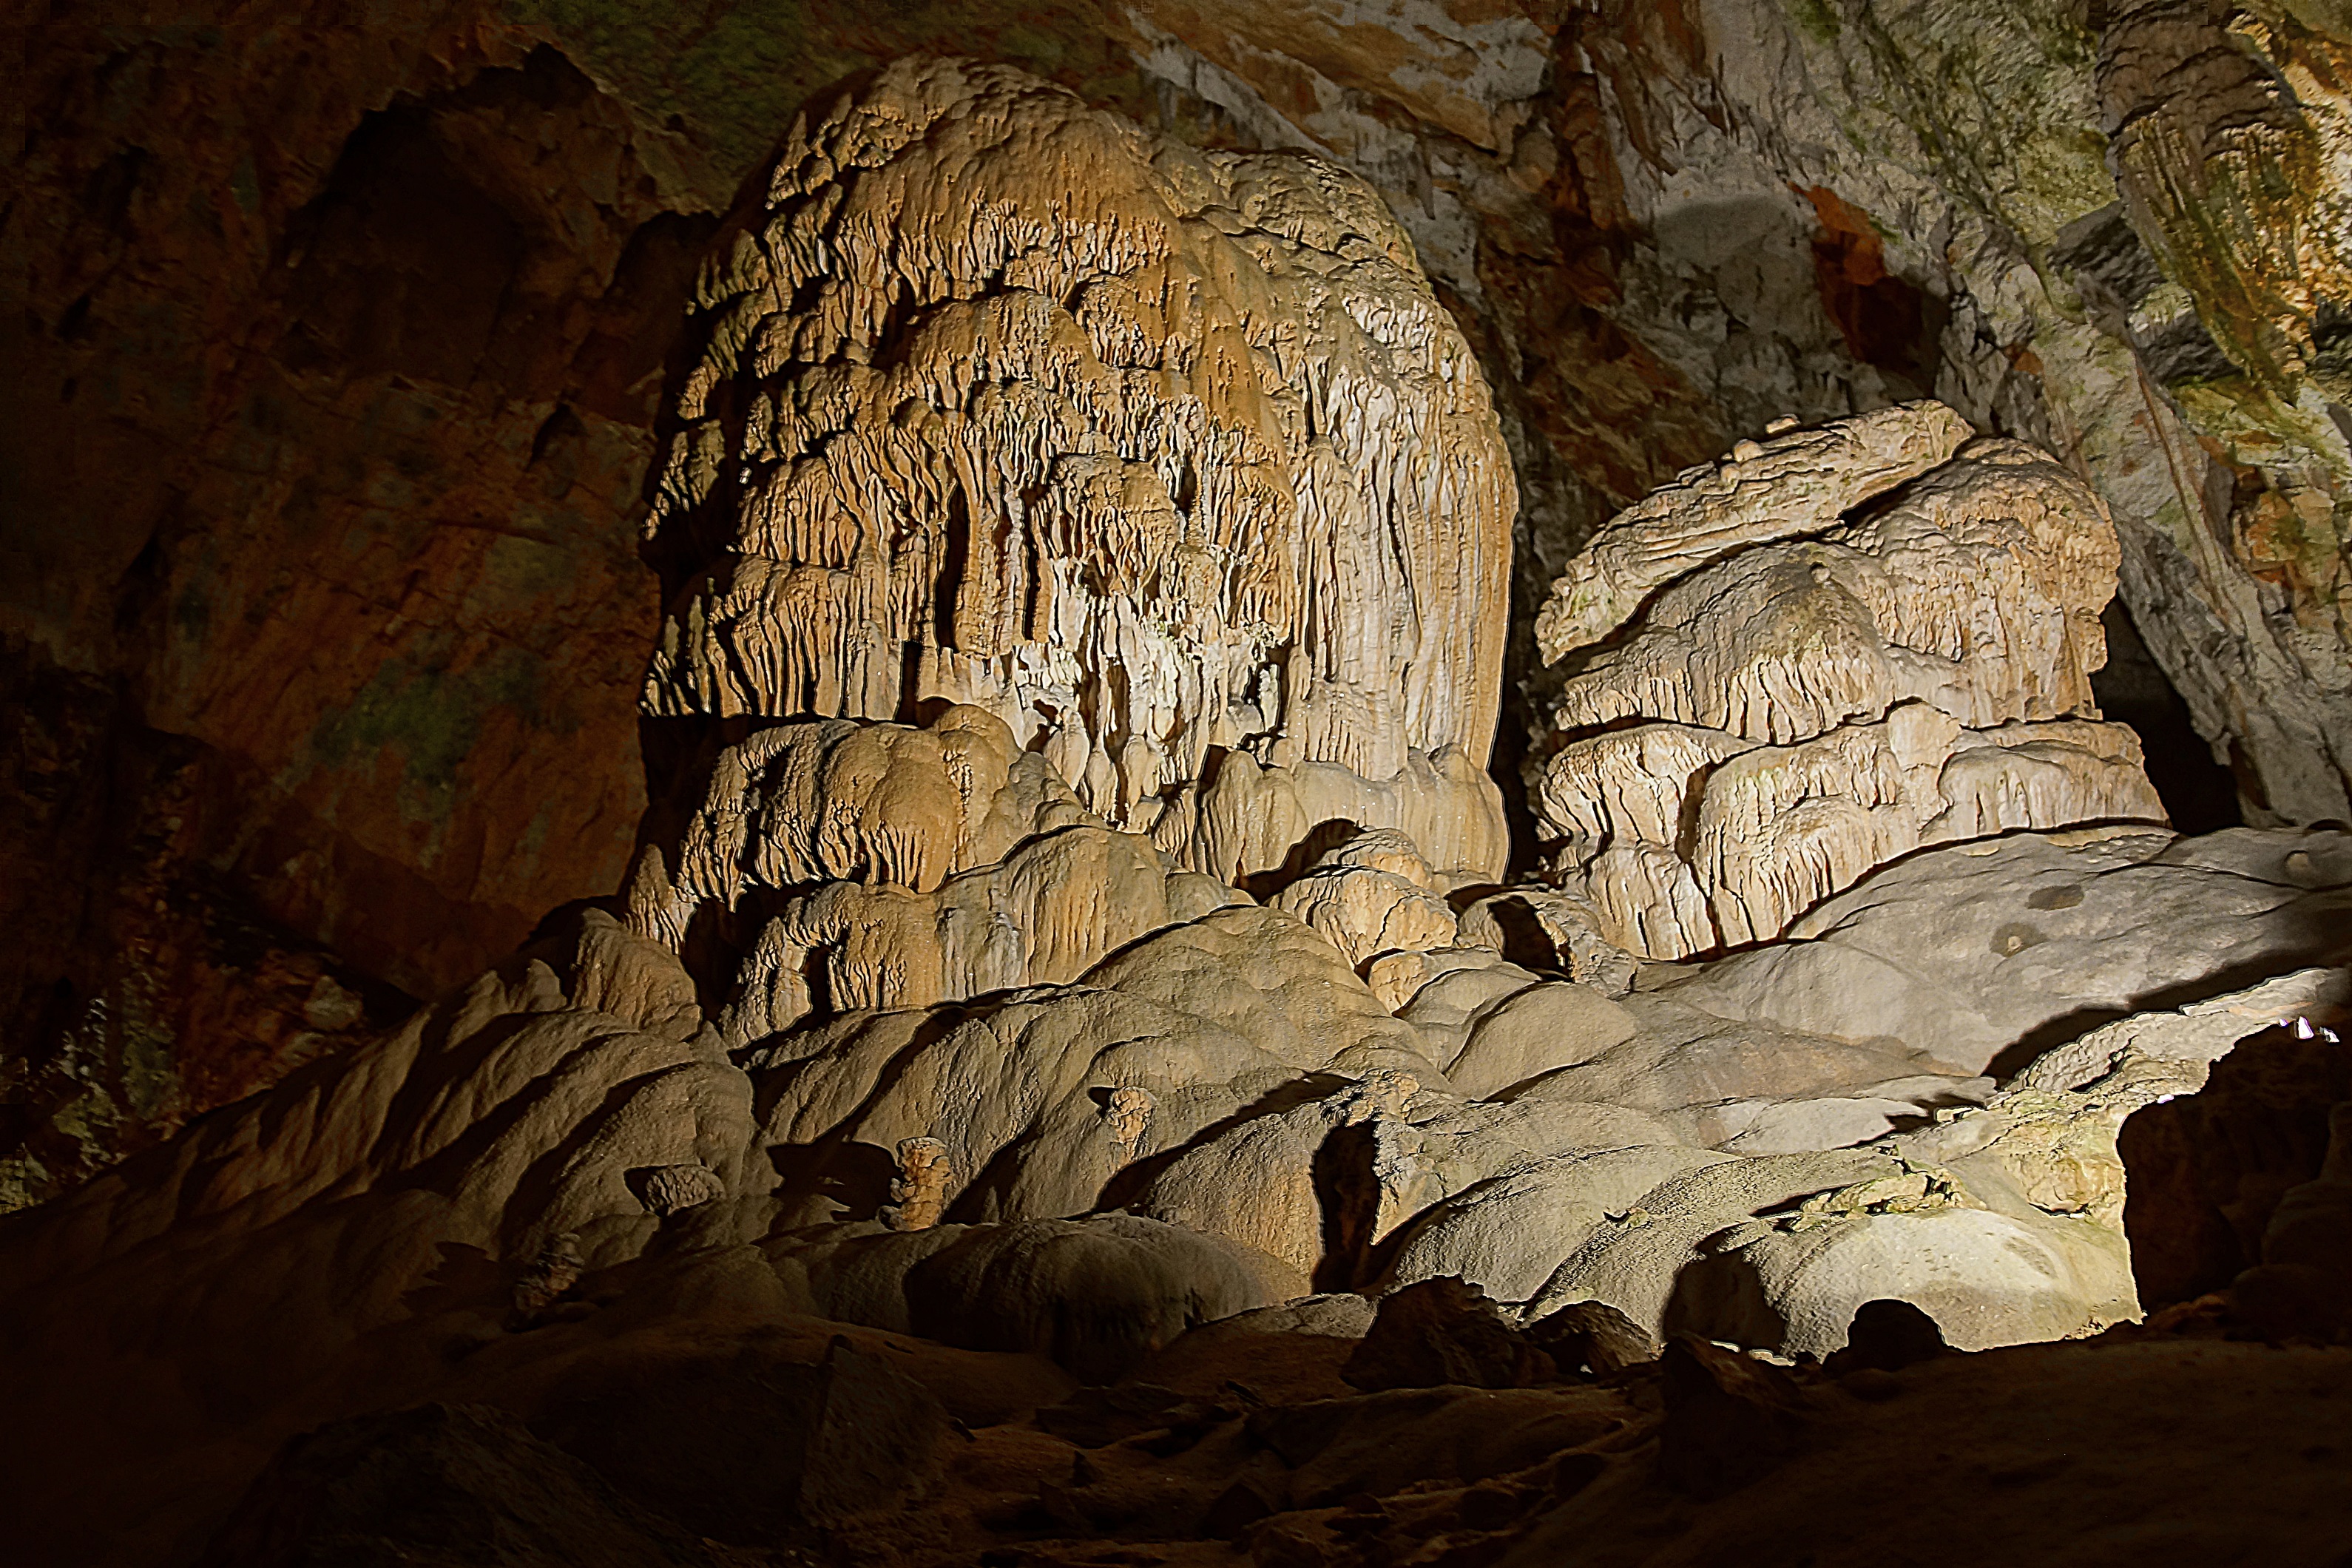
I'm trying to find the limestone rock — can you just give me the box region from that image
[1532,401,1971,660]
[885,1137,952,1231]
[1439,980,1648,1103]
[1525,1300,1657,1378]
[892,1214,1303,1382]
[747,905,1444,1240]
[530,1334,947,1540]
[1660,828,2352,1076]
[1339,1277,1552,1392]
[195,1404,735,1568]
[1456,886,1639,997]
[646,56,1515,882]
[634,1164,726,1220]
[2237,1089,2352,1340]
[1247,1385,1625,1510]
[1546,433,2124,740]
[1385,1146,1734,1307]
[1656,1337,1806,1499]
[1127,1068,1434,1282]
[1273,828,1459,972]
[1535,412,2168,958]
[641,705,1094,938]
[1194,745,1510,890]
[1822,1300,1950,1376]
[705,785,1234,1035]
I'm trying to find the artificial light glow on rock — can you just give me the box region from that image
[7,17,2352,1568]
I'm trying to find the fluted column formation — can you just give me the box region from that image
[643,56,1514,888]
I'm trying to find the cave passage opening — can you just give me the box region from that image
[2091,597,2241,836]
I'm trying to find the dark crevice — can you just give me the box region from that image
[2092,595,2242,834]
[2120,1022,2349,1311]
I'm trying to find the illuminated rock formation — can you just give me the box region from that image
[10,29,2352,1568]
[644,56,1514,884]
[1534,405,2169,958]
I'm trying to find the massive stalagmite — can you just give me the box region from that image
[1533,402,2170,959]
[645,56,1514,885]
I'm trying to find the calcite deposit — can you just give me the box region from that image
[1535,402,2170,958]
[643,57,1515,883]
[10,21,2352,1568]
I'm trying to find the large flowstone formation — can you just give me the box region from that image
[643,57,1514,885]
[1532,402,2170,959]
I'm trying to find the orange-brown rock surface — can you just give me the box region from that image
[643,57,1515,882]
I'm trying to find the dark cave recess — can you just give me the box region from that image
[2092,596,2242,836]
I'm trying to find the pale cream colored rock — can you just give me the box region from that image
[1103,1086,1157,1158]
[638,705,1092,947]
[1391,951,1547,1061]
[652,706,1258,1037]
[1518,988,1989,1154]
[1532,401,1972,662]
[1688,1193,2135,1355]
[1547,440,2123,743]
[1484,968,2347,1355]
[1132,1097,1347,1279]
[1440,981,1646,1101]
[1689,713,2160,950]
[1365,948,1442,1013]
[1900,967,2352,1234]
[1385,1146,1737,1304]
[646,56,1515,882]
[1536,416,2168,957]
[1655,828,2352,1077]
[755,988,1289,1232]
[1703,973,2352,1352]
[746,904,1446,1243]
[1133,1062,1436,1277]
[1454,886,1638,996]
[1081,904,1445,1085]
[1273,828,1459,970]
[1513,1141,2133,1356]
[0,913,761,1303]
[1193,746,1511,886]
[743,822,1182,1021]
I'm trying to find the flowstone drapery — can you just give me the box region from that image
[9,55,2352,1568]
[643,56,1513,885]
[1532,402,2169,959]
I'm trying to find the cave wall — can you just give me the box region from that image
[7,0,2345,1205]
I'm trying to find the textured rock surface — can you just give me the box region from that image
[18,0,2352,1202]
[10,10,2352,1564]
[1109,0,2350,843]
[644,57,1514,882]
[1535,405,2169,958]
[194,1402,743,1568]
